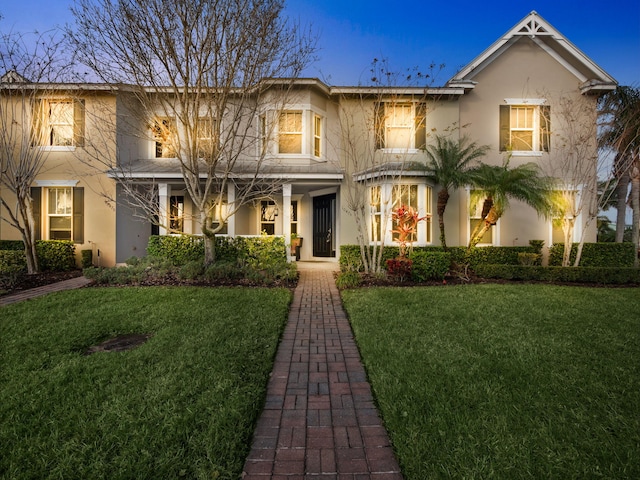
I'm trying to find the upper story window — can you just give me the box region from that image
[278,111,303,154]
[375,102,426,151]
[499,101,550,153]
[196,118,217,158]
[33,99,85,148]
[152,117,177,158]
[313,115,322,157]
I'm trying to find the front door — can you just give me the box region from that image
[312,194,336,257]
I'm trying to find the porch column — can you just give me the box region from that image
[158,183,169,235]
[282,184,292,259]
[226,184,235,237]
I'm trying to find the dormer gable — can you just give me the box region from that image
[447,11,617,95]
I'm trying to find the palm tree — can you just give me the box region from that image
[468,157,553,249]
[424,135,490,249]
[598,86,640,245]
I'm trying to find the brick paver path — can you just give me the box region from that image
[242,263,403,480]
[0,276,93,306]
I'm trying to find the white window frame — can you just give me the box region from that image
[278,110,303,155]
[549,187,582,246]
[384,102,415,152]
[313,114,323,158]
[368,182,433,246]
[468,188,500,246]
[152,117,177,158]
[46,186,73,241]
[503,98,547,156]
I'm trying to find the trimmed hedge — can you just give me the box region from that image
[339,245,536,272]
[474,264,640,285]
[0,240,76,271]
[0,240,25,251]
[146,235,206,264]
[409,250,451,281]
[36,240,76,271]
[549,242,637,267]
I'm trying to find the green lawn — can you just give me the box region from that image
[0,287,291,480]
[342,284,640,480]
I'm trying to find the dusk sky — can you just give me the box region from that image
[1,0,639,87]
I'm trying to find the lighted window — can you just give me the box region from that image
[47,187,73,240]
[260,200,278,235]
[278,111,302,154]
[370,186,382,242]
[369,183,432,245]
[375,102,426,150]
[313,115,322,157]
[169,195,184,233]
[34,99,85,147]
[392,184,418,243]
[469,190,493,245]
[196,118,216,158]
[500,104,550,152]
[152,118,177,158]
[290,201,298,235]
[551,190,577,244]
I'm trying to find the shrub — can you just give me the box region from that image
[239,236,288,276]
[335,271,362,289]
[474,264,640,285]
[146,235,204,265]
[81,249,93,268]
[385,258,412,281]
[179,260,205,280]
[549,242,636,267]
[518,252,542,266]
[0,240,25,251]
[0,250,27,290]
[36,240,76,271]
[409,251,451,281]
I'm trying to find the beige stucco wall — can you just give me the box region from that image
[458,36,599,246]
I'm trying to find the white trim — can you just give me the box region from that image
[37,146,76,152]
[35,180,79,187]
[504,98,546,105]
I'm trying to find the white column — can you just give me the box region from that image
[226,184,235,237]
[158,183,169,235]
[282,184,292,259]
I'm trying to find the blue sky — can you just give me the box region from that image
[1,0,639,86]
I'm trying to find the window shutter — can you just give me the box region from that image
[414,103,426,150]
[30,187,42,240]
[499,105,510,152]
[73,187,84,243]
[374,102,385,149]
[540,105,550,152]
[31,99,43,147]
[73,99,85,147]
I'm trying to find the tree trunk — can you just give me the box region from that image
[561,217,575,267]
[200,210,216,265]
[631,153,640,267]
[469,203,499,249]
[20,197,40,274]
[436,188,450,250]
[615,170,630,242]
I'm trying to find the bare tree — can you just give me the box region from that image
[66,0,316,263]
[0,29,73,273]
[332,59,443,273]
[546,91,604,266]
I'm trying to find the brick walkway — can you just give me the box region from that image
[242,262,402,480]
[0,276,93,306]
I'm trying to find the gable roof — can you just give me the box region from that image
[447,11,617,95]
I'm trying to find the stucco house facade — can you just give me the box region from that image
[0,11,616,267]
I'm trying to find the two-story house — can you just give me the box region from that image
[0,11,616,267]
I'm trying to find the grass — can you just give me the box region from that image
[342,284,640,480]
[0,286,291,480]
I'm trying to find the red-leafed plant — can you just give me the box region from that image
[387,205,428,281]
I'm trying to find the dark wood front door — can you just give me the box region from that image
[312,194,336,257]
